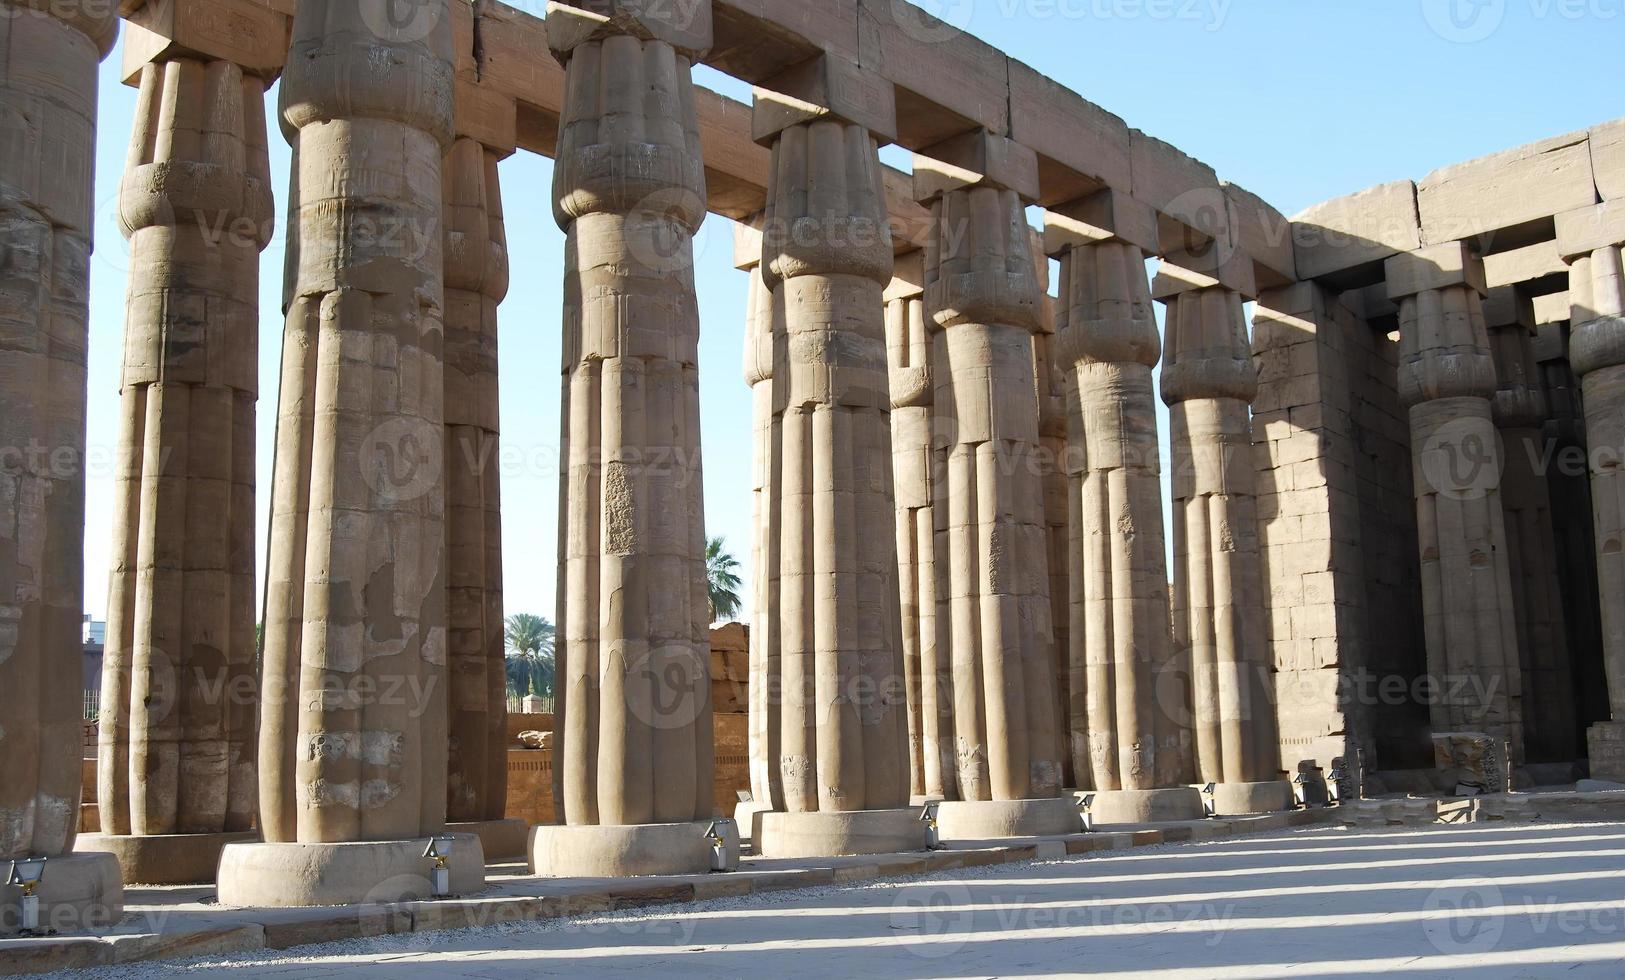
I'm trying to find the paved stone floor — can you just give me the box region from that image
[59,821,1625,978]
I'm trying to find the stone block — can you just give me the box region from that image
[1594,117,1625,202]
[752,53,897,144]
[1483,239,1566,288]
[454,79,518,155]
[1555,199,1625,259]
[1432,733,1506,794]
[546,0,714,59]
[1130,130,1221,247]
[1008,60,1130,204]
[1589,721,1625,783]
[0,938,112,974]
[913,129,1040,203]
[1043,188,1158,256]
[855,0,1009,146]
[1384,242,1487,300]
[1225,181,1296,286]
[121,0,292,82]
[107,923,266,964]
[1534,292,1571,325]
[1292,181,1421,281]
[1417,130,1595,245]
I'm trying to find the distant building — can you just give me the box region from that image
[83,615,104,721]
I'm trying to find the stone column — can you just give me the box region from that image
[442,134,527,859]
[747,56,922,858]
[1030,232,1074,792]
[1557,201,1625,779]
[1485,287,1575,764]
[1387,242,1523,763]
[1161,282,1293,816]
[0,0,123,933]
[85,52,270,886]
[534,0,731,878]
[1043,192,1204,824]
[887,252,953,803]
[217,0,486,908]
[914,132,1075,839]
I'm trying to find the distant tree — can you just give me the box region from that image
[706,536,743,622]
[505,614,556,701]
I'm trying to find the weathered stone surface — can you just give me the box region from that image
[1431,732,1506,794]
[99,55,269,851]
[0,0,116,868]
[254,0,457,855]
[1292,181,1421,282]
[551,18,715,831]
[1417,130,1595,246]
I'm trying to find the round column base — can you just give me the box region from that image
[1211,780,1296,817]
[216,835,486,908]
[446,819,531,861]
[76,830,257,885]
[0,851,123,936]
[935,797,1082,841]
[529,821,739,877]
[1083,787,1206,827]
[753,808,927,858]
[732,802,771,844]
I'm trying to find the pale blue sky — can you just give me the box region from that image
[80,0,1624,622]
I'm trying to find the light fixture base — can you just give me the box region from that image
[1,852,122,937]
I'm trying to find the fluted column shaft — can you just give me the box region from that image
[745,256,785,810]
[551,31,714,827]
[1569,241,1625,719]
[1161,286,1275,786]
[100,56,271,838]
[1053,239,1177,792]
[887,269,951,800]
[0,1,116,861]
[1031,240,1072,790]
[924,183,1062,802]
[259,0,455,844]
[1487,295,1574,762]
[761,119,907,814]
[1390,246,1522,757]
[444,138,510,822]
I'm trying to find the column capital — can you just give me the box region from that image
[545,0,712,61]
[1044,189,1158,257]
[913,130,1040,206]
[752,53,897,146]
[4,0,118,55]
[1384,241,1487,301]
[1159,285,1256,406]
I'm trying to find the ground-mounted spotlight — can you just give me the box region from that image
[423,835,455,898]
[704,819,735,872]
[919,801,942,850]
[7,857,47,935]
[1077,794,1096,833]
[1200,782,1218,818]
[1326,761,1344,805]
[1291,771,1310,809]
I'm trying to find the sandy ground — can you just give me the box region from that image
[53,821,1625,979]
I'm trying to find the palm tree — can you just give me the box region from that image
[706,536,743,622]
[505,613,556,702]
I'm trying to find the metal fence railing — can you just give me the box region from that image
[83,690,100,722]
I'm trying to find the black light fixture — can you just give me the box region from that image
[8,857,47,934]
[1200,782,1218,818]
[704,819,735,872]
[423,836,455,897]
[919,801,942,850]
[1077,794,1096,833]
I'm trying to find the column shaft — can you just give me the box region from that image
[259,0,455,843]
[0,1,115,860]
[444,138,509,822]
[746,259,784,810]
[552,33,713,827]
[926,185,1062,802]
[1162,287,1276,786]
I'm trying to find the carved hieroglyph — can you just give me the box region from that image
[1053,238,1180,792]
[923,182,1063,802]
[1162,286,1277,787]
[755,118,909,814]
[443,137,509,823]
[258,0,455,843]
[0,2,116,860]
[1391,245,1523,758]
[550,28,715,827]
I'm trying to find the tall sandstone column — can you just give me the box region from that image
[217,0,486,908]
[536,0,730,878]
[442,134,526,855]
[747,58,922,857]
[1044,192,1203,824]
[1161,283,1292,815]
[915,132,1075,839]
[87,52,270,886]
[1388,242,1523,763]
[1485,287,1575,764]
[887,252,953,802]
[1030,233,1073,792]
[1558,201,1625,779]
[0,0,123,932]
